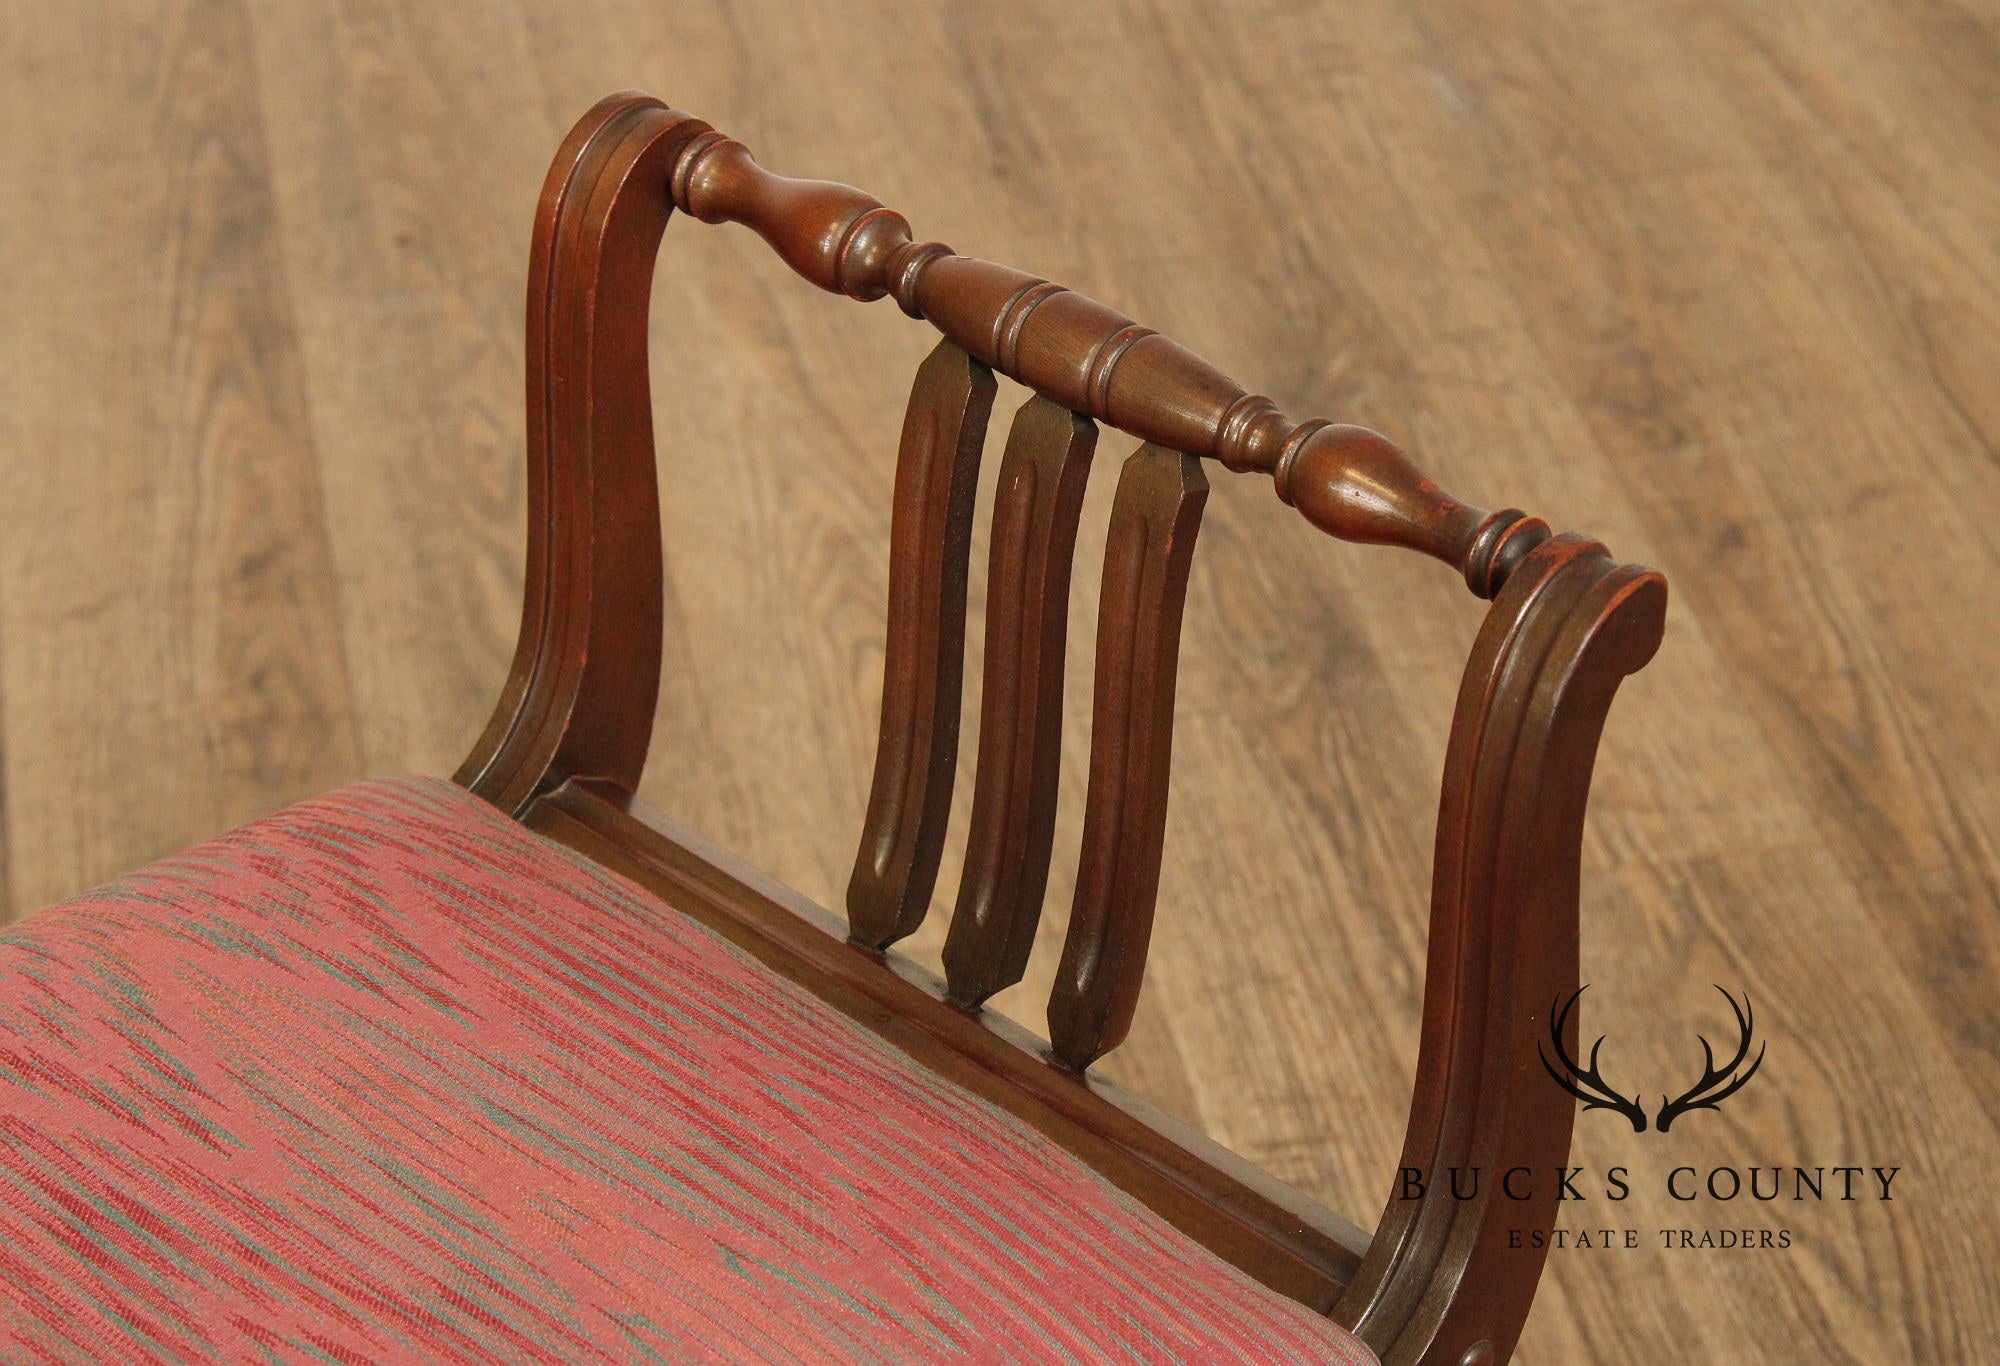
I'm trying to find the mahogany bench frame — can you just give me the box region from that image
[456,92,1666,1366]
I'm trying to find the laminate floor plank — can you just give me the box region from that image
[0,1,362,918]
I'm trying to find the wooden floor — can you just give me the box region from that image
[3,3,1996,1361]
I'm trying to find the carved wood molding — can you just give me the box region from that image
[846,340,996,949]
[943,396,1097,1006]
[1048,446,1209,1069]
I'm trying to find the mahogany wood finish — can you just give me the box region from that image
[845,340,995,949]
[455,99,697,813]
[1048,446,1209,1070]
[943,397,1096,1007]
[670,123,1548,602]
[465,91,1668,1364]
[1338,537,1667,1365]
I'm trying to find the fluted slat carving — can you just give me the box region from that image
[943,397,1097,1007]
[846,340,995,950]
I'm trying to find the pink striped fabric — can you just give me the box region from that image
[0,778,1375,1363]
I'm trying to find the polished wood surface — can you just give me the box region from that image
[1048,445,1211,1071]
[674,120,1545,597]
[2,4,1996,1361]
[1339,536,1665,1361]
[846,339,995,948]
[456,97,689,813]
[453,91,1648,1358]
[944,395,1096,1007]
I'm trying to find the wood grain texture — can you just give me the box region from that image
[668,126,1545,596]
[452,93,1616,1352]
[1339,537,1666,1363]
[455,94,701,814]
[1,2,1995,1361]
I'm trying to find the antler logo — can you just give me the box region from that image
[1656,987,1766,1132]
[1539,985,1765,1134]
[1539,986,1651,1132]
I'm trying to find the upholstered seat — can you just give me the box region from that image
[0,778,1374,1363]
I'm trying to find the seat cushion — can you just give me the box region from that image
[0,778,1374,1363]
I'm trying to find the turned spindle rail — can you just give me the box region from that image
[668,124,1552,601]
[460,92,1668,1366]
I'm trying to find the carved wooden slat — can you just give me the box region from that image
[942,397,1097,1007]
[1335,535,1667,1365]
[845,340,996,949]
[1047,446,1208,1069]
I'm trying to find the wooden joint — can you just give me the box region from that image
[1461,509,1553,600]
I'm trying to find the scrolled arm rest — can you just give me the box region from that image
[664,117,1552,599]
[1339,536,1668,1364]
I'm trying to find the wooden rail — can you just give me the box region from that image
[942,395,1096,1007]
[666,124,1552,600]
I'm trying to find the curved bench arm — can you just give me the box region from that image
[457,97,701,812]
[1338,537,1667,1364]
